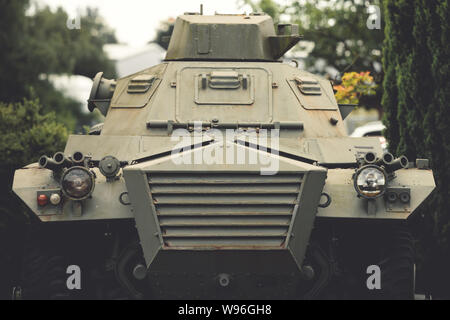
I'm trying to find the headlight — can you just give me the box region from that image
[354,165,386,199]
[61,166,95,200]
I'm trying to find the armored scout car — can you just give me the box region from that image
[12,12,435,299]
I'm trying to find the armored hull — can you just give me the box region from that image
[12,12,435,299]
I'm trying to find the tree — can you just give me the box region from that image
[0,0,32,103]
[0,1,117,131]
[382,0,450,297]
[26,6,116,79]
[242,0,384,75]
[241,0,385,115]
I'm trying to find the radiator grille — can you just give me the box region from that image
[148,172,303,249]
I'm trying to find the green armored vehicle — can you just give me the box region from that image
[13,12,435,299]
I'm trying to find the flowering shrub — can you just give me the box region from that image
[333,71,377,105]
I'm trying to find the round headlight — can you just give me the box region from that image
[354,165,386,199]
[61,166,95,200]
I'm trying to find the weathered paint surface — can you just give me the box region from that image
[317,168,435,219]
[13,164,133,222]
[122,142,326,269]
[12,13,435,275]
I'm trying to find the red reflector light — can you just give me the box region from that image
[37,194,48,206]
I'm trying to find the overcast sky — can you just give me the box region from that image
[39,0,258,46]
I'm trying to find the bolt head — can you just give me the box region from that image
[133,264,147,280]
[302,265,315,280]
[218,273,230,287]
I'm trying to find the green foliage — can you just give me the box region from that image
[0,98,68,214]
[0,1,116,131]
[382,0,450,297]
[26,6,116,79]
[0,0,31,103]
[0,98,68,222]
[0,99,68,170]
[242,0,383,74]
[381,0,400,149]
[243,0,281,22]
[241,0,384,114]
[28,80,98,132]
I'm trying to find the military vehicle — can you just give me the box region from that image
[12,11,435,300]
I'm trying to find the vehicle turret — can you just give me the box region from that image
[165,13,301,61]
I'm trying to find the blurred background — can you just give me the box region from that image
[0,0,448,299]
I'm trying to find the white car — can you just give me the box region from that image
[350,121,388,151]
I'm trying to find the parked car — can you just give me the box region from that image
[351,121,388,151]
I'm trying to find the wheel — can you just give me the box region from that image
[17,230,72,300]
[377,225,415,299]
[16,224,141,300]
[329,221,416,299]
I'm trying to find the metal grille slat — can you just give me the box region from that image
[153,194,298,205]
[156,204,294,216]
[164,238,286,248]
[149,173,303,184]
[159,216,291,226]
[162,226,287,237]
[148,172,303,249]
[151,183,300,194]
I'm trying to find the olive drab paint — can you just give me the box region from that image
[12,12,435,298]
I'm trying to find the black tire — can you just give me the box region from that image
[17,231,72,300]
[377,225,415,299]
